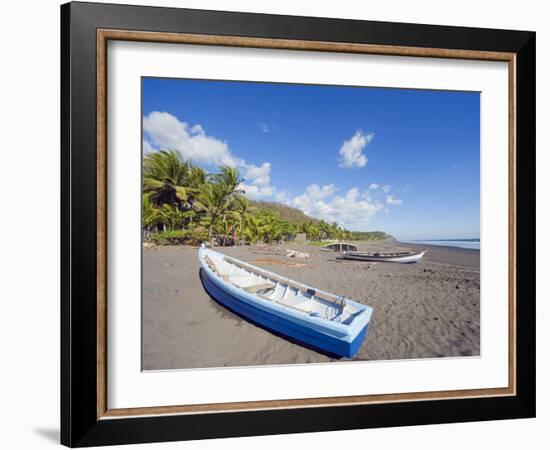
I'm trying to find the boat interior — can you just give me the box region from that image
[203,252,362,325]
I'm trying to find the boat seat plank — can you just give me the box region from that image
[314,292,346,307]
[244,283,276,294]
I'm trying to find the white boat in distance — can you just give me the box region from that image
[199,245,373,357]
[320,242,358,252]
[339,249,427,263]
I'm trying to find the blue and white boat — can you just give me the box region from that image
[199,245,373,358]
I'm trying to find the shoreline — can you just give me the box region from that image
[395,241,480,269]
[145,237,480,268]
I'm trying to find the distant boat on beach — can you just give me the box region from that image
[339,249,427,263]
[320,242,358,252]
[199,244,373,357]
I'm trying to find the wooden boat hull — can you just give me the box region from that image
[320,242,358,252]
[340,250,426,263]
[199,246,372,358]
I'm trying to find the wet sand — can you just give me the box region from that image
[142,240,480,370]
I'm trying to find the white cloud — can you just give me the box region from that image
[274,191,291,203]
[143,111,236,167]
[143,111,274,191]
[258,122,271,133]
[289,184,383,229]
[305,184,337,200]
[369,183,380,190]
[142,140,154,154]
[338,130,374,168]
[397,184,413,193]
[190,124,205,135]
[291,184,336,211]
[386,195,403,205]
[239,183,274,200]
[382,184,392,193]
[243,162,271,187]
[362,190,375,202]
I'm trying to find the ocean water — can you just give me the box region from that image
[401,239,480,250]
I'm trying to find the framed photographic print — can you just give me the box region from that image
[61,1,536,447]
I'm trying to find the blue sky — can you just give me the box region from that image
[142,77,480,240]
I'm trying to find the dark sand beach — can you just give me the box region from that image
[142,240,480,370]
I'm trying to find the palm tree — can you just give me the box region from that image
[194,183,229,246]
[249,211,284,243]
[143,150,189,207]
[281,221,297,241]
[215,166,244,198]
[241,214,262,243]
[216,214,239,247]
[188,165,208,187]
[261,217,283,243]
[142,195,163,232]
[231,195,249,234]
[186,166,208,211]
[158,204,192,230]
[306,223,321,241]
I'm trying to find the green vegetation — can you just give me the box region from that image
[149,229,209,246]
[248,200,317,223]
[142,150,390,246]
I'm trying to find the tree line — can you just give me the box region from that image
[142,150,389,246]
